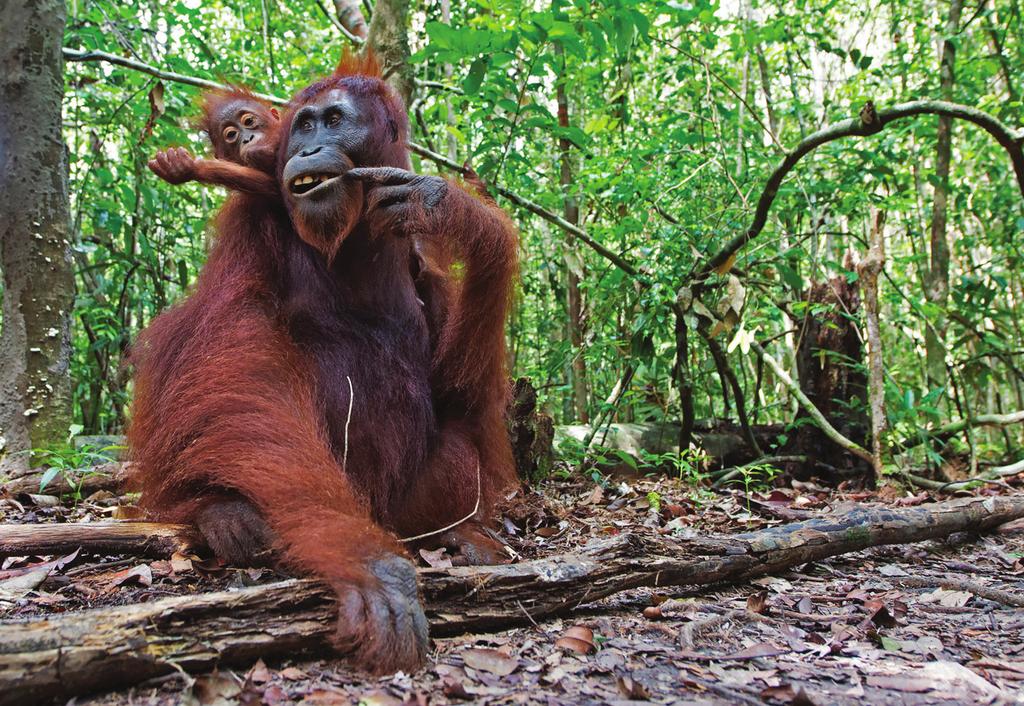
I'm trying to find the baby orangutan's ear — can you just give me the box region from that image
[271,107,280,120]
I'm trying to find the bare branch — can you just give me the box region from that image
[62,48,283,104]
[0,521,193,559]
[408,142,641,277]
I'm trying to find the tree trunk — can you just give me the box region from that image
[364,0,413,106]
[2,495,1021,704]
[554,38,589,423]
[858,210,887,477]
[0,0,74,472]
[924,0,963,394]
[332,0,368,39]
[506,377,555,482]
[673,306,695,450]
[783,269,871,482]
[440,0,458,162]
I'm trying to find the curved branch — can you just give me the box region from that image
[696,100,1024,284]
[897,409,1024,451]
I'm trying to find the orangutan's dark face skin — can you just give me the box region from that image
[281,89,374,247]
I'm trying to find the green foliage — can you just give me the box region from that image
[60,0,1024,472]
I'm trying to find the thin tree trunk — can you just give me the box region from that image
[673,304,695,450]
[924,0,963,393]
[983,5,1017,103]
[0,0,74,472]
[554,38,588,422]
[701,331,762,456]
[858,209,887,477]
[441,0,457,162]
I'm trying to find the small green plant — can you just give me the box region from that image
[30,425,121,500]
[638,447,710,486]
[726,462,782,510]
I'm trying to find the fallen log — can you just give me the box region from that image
[1,495,1022,704]
[0,461,127,497]
[0,521,193,559]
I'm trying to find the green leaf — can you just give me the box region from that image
[463,57,489,95]
[39,466,62,491]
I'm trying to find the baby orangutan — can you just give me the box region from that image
[148,88,280,195]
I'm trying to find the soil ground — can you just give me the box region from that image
[2,471,1023,705]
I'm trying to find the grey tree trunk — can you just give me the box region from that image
[0,0,74,471]
[364,0,413,107]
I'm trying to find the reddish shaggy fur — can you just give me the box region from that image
[128,56,518,672]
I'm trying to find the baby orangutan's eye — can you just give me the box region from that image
[223,127,239,143]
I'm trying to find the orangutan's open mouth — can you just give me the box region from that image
[289,173,342,197]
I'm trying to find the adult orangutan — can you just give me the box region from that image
[148,86,458,351]
[128,54,518,673]
[148,87,280,194]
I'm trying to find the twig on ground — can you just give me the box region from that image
[893,575,1024,608]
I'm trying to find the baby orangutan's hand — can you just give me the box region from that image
[148,147,199,185]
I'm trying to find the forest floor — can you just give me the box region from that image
[2,470,1023,705]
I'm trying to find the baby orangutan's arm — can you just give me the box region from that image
[149,147,278,196]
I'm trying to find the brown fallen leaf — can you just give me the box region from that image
[245,659,271,685]
[302,688,354,705]
[192,670,241,705]
[170,551,195,574]
[864,675,933,693]
[726,642,788,660]
[863,601,897,627]
[441,676,473,700]
[261,684,289,705]
[617,676,650,700]
[111,564,152,588]
[462,647,519,676]
[761,684,817,705]
[747,589,769,614]
[554,625,596,655]
[920,588,973,608]
[418,547,453,569]
[0,567,50,602]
